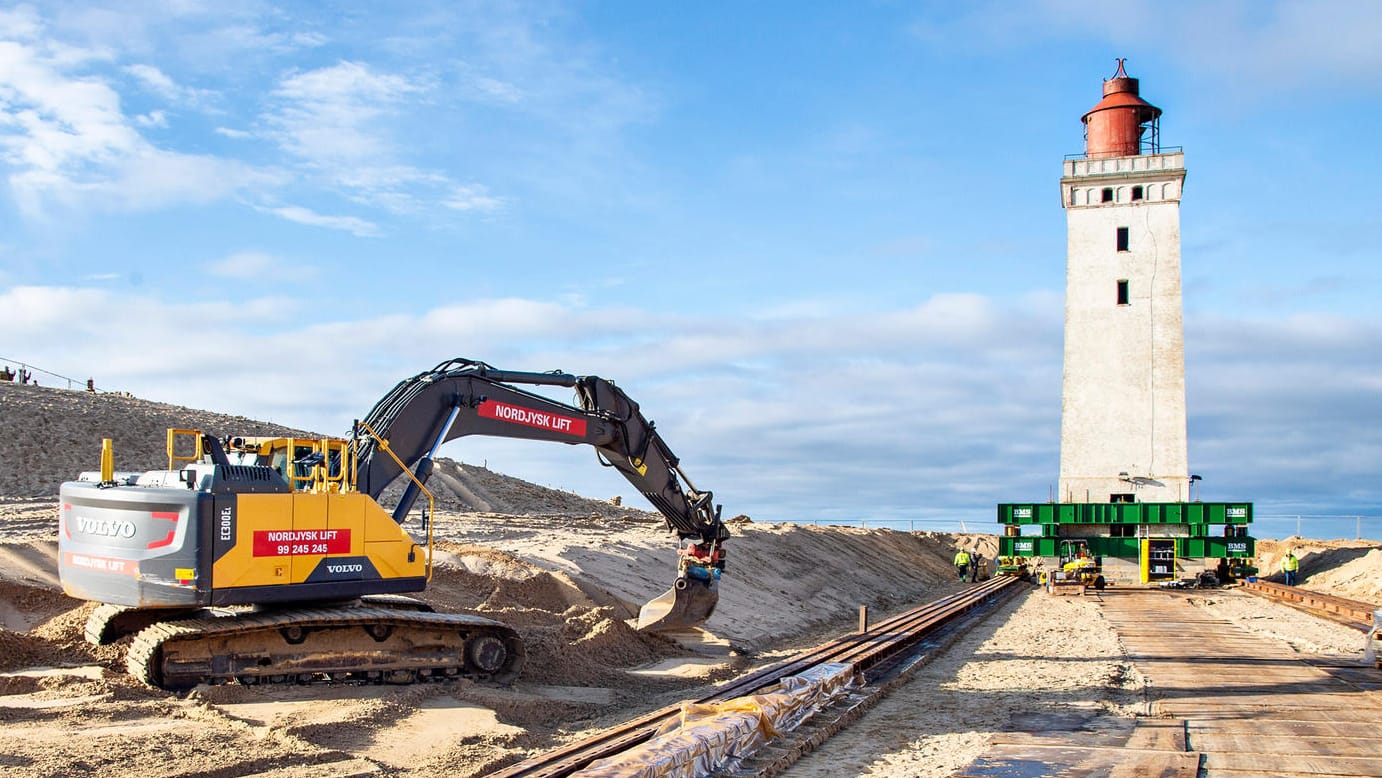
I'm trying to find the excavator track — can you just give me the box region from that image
[125,606,525,691]
[85,603,221,646]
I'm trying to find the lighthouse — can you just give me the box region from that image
[997,63,1255,588]
[1058,60,1189,504]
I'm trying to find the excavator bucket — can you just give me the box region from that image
[636,578,719,633]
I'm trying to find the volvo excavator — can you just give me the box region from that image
[57,358,728,690]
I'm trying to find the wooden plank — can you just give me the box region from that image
[1189,718,1382,740]
[988,730,1129,749]
[1123,719,1187,752]
[1095,585,1382,777]
[1152,691,1366,708]
[957,744,1199,778]
[1106,751,1199,778]
[1193,731,1382,758]
[959,587,1381,777]
[1198,771,1370,778]
[1204,751,1382,776]
[1174,706,1382,723]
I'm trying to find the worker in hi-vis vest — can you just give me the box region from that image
[953,548,972,582]
[1281,550,1300,586]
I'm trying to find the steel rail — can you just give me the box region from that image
[487,576,1020,778]
[1239,580,1379,631]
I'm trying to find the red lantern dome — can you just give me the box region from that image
[1082,59,1161,159]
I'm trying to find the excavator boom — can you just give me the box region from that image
[353,358,729,631]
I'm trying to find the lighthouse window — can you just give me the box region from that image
[1116,227,1130,252]
[1132,185,1145,201]
[1101,187,1114,203]
[1117,279,1130,306]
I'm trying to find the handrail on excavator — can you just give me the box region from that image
[166,428,205,470]
[355,419,436,582]
[284,436,350,493]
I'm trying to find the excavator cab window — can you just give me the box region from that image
[268,448,290,487]
[264,445,316,491]
[291,445,317,489]
[262,439,349,492]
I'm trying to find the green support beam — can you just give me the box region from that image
[998,535,1255,559]
[998,502,1252,526]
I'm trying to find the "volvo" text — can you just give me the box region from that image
[76,516,137,538]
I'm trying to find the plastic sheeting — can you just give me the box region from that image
[573,662,859,778]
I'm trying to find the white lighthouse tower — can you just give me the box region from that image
[1058,61,1189,504]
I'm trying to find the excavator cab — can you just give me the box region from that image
[220,434,349,492]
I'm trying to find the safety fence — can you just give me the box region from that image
[804,515,1381,541]
[803,518,984,533]
[0,356,89,391]
[1253,514,1380,542]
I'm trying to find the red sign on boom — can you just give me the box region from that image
[477,400,587,437]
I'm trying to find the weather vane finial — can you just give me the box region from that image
[1113,58,1129,79]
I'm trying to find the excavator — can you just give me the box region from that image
[57,358,729,690]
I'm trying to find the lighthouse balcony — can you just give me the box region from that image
[1063,149,1184,177]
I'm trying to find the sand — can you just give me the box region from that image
[1255,537,1382,602]
[784,590,1145,777]
[4,502,1376,777]
[0,503,979,777]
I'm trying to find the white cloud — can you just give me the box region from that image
[261,60,505,217]
[0,285,1053,522]
[5,283,1376,527]
[214,126,251,139]
[266,204,380,237]
[123,62,212,108]
[124,63,176,99]
[909,0,1382,97]
[444,183,503,212]
[0,30,271,217]
[468,74,523,104]
[268,61,421,166]
[0,6,43,40]
[134,109,166,128]
[1057,0,1382,91]
[8,283,1359,527]
[207,250,317,281]
[4,284,1378,522]
[291,31,328,49]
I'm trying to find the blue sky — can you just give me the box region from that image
[2,1,1379,531]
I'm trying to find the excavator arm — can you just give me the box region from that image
[353,358,728,631]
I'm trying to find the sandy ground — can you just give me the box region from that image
[3,497,1376,777]
[1254,537,1382,602]
[0,502,974,777]
[785,590,1145,777]
[782,584,1373,778]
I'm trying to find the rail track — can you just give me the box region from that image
[489,575,1022,778]
[1239,579,1379,630]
